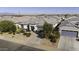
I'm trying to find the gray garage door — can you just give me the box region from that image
[61,30,78,37]
[59,30,78,50]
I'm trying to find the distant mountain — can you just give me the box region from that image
[0,12,78,16]
[0,13,18,16]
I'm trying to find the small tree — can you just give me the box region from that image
[43,21,60,43]
[0,20,16,33]
[53,31,60,39]
[43,22,53,39]
[48,28,60,43]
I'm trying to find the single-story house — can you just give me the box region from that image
[14,16,60,32]
[15,22,38,32]
[15,21,58,32]
[58,16,79,50]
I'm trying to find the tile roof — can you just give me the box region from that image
[59,17,79,30]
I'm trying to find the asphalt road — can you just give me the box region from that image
[0,39,44,51]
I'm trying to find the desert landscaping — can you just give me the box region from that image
[0,14,62,51]
[0,14,78,51]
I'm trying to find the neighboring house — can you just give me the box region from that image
[15,23,22,29]
[15,22,38,32]
[58,16,79,50]
[15,21,59,32]
[14,15,60,32]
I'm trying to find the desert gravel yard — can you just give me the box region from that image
[0,32,60,51]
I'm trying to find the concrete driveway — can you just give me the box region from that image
[58,36,79,51]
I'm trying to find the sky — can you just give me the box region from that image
[0,7,79,14]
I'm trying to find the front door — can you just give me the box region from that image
[31,26,35,31]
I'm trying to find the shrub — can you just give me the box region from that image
[43,21,60,43]
[23,32,31,37]
[50,39,56,43]
[23,32,27,35]
[52,31,60,40]
[16,28,22,34]
[13,32,15,35]
[26,33,31,37]
[0,20,16,32]
[43,21,53,39]
[49,34,56,43]
[20,29,25,33]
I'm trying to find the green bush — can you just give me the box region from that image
[52,31,60,40]
[50,39,56,43]
[23,32,27,35]
[16,28,22,34]
[0,20,16,32]
[43,22,53,39]
[13,32,15,35]
[23,32,31,37]
[43,21,60,43]
[49,34,56,43]
[20,29,25,33]
[26,33,31,37]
